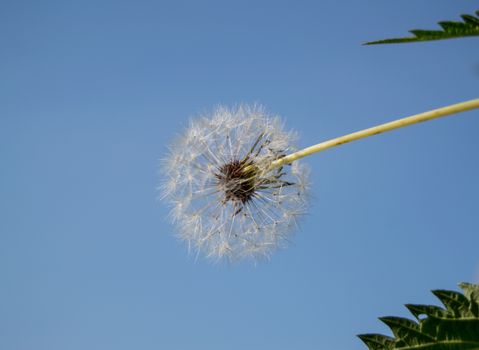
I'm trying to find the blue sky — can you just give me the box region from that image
[1,1,478,349]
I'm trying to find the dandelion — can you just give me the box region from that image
[161,105,309,261]
[161,98,479,262]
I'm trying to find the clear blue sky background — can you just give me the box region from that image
[1,1,478,349]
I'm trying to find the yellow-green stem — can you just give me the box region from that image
[270,98,479,170]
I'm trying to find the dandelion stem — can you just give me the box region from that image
[270,98,479,170]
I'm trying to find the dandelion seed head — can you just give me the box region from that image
[161,104,309,261]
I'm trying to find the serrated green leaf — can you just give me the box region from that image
[461,15,479,26]
[460,283,479,312]
[380,317,435,345]
[405,304,447,319]
[358,334,395,350]
[365,11,479,44]
[432,290,472,318]
[358,283,479,350]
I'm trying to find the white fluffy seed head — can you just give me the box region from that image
[160,104,309,262]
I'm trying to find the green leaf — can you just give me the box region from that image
[358,283,479,350]
[405,304,447,320]
[460,283,479,317]
[432,290,472,318]
[380,317,435,345]
[358,334,395,350]
[365,10,479,44]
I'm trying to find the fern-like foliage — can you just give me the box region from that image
[358,283,479,350]
[365,11,479,44]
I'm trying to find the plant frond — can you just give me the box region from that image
[365,10,479,44]
[358,283,479,350]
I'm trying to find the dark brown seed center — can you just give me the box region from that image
[215,160,257,204]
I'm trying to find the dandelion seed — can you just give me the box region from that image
[161,105,309,261]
